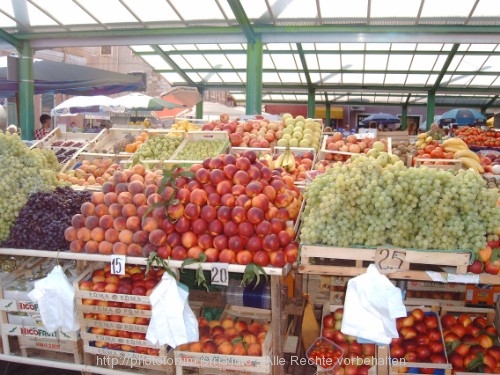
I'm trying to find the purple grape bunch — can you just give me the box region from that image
[2,187,92,250]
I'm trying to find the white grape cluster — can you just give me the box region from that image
[300,154,500,252]
[0,133,60,241]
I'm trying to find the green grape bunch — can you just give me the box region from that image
[300,153,500,252]
[0,133,61,242]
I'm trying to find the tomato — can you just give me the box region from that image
[430,148,444,159]
[424,144,436,154]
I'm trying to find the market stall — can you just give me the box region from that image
[0,113,499,375]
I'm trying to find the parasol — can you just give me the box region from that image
[438,108,486,127]
[51,95,126,116]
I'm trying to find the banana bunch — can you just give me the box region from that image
[274,147,296,172]
[260,153,275,169]
[441,137,469,153]
[415,132,433,149]
[442,138,484,173]
[454,149,484,174]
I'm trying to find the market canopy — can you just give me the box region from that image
[0,0,499,109]
[0,57,145,97]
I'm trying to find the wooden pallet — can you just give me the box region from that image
[414,158,462,171]
[298,245,471,277]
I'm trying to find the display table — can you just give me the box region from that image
[0,248,291,375]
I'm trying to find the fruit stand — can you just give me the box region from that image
[0,116,499,375]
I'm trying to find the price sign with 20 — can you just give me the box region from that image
[375,247,409,274]
[211,263,229,286]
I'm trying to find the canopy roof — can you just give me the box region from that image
[0,0,499,109]
[0,57,145,97]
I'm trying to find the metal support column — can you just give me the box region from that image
[196,88,204,119]
[246,37,262,115]
[426,90,436,131]
[325,102,331,128]
[17,42,34,140]
[401,105,408,131]
[307,89,315,118]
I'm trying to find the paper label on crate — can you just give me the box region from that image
[374,247,409,273]
[425,271,447,283]
[110,255,126,275]
[211,263,229,286]
[447,273,480,284]
[3,323,58,338]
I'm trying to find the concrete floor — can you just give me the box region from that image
[0,360,80,374]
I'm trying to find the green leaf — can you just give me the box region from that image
[181,257,201,271]
[195,265,209,291]
[241,263,268,288]
[231,337,243,345]
[445,340,460,356]
[468,352,484,371]
[179,170,195,179]
[145,252,158,277]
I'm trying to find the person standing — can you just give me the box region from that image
[35,114,51,140]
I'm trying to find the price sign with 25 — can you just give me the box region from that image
[375,247,409,274]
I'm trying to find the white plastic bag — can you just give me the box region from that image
[341,264,407,344]
[146,271,199,348]
[27,265,79,333]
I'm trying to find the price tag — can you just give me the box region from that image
[375,247,409,274]
[110,255,126,275]
[211,263,229,286]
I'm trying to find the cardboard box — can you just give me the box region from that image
[465,284,500,306]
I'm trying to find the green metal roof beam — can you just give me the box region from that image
[404,94,412,106]
[156,68,498,76]
[296,43,312,88]
[13,25,500,41]
[151,45,195,86]
[137,49,500,57]
[482,95,499,111]
[183,82,500,94]
[432,44,460,90]
[0,27,21,49]
[261,100,479,108]
[227,0,256,45]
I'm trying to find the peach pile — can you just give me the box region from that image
[57,158,121,187]
[177,316,269,356]
[202,118,284,148]
[65,150,301,267]
[79,265,162,356]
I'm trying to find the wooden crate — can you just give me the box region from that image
[59,151,129,174]
[167,131,230,165]
[390,309,452,375]
[414,158,462,171]
[440,306,496,375]
[30,127,103,150]
[119,130,186,169]
[18,335,83,364]
[229,147,273,157]
[298,245,471,276]
[84,127,147,154]
[317,303,380,375]
[174,305,272,374]
[73,264,170,366]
